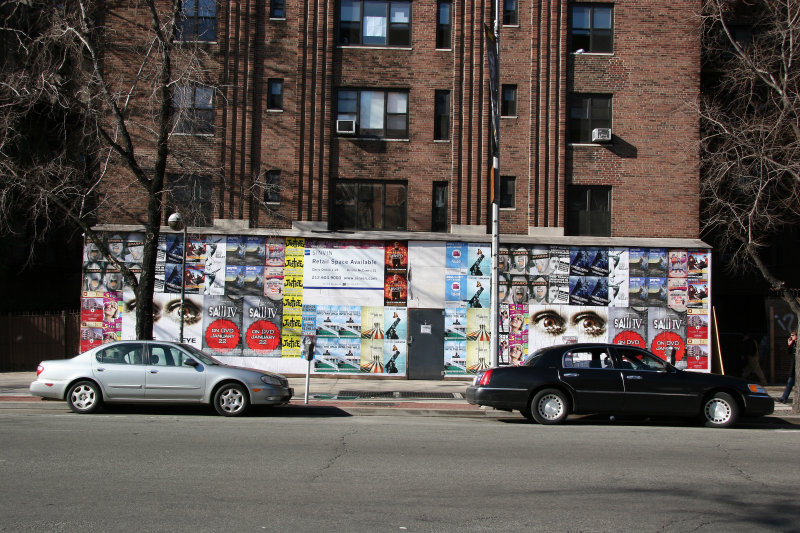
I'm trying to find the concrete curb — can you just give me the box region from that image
[1,397,797,422]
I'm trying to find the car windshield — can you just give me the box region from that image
[182,344,222,365]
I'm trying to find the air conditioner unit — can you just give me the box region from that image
[336,119,356,135]
[591,127,612,143]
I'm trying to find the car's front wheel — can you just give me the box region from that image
[530,388,569,425]
[66,381,103,414]
[213,383,250,416]
[702,392,739,428]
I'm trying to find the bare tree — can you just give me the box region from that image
[0,0,221,339]
[700,0,800,410]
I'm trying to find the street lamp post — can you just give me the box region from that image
[167,212,188,343]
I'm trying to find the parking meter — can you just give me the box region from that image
[302,336,315,404]
[302,337,315,361]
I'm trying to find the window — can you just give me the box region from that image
[568,93,611,143]
[337,89,409,139]
[436,0,452,49]
[563,347,613,369]
[270,0,286,19]
[616,347,668,371]
[503,0,518,26]
[338,0,411,47]
[150,345,192,367]
[501,85,517,117]
[177,0,217,42]
[267,79,284,110]
[96,343,144,365]
[264,170,280,203]
[566,186,610,237]
[570,4,613,53]
[432,181,448,232]
[166,174,214,226]
[500,176,515,208]
[434,90,450,140]
[173,85,214,134]
[333,180,407,230]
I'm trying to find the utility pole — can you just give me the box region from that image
[487,1,501,367]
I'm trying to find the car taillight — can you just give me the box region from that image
[478,369,493,386]
[36,364,44,376]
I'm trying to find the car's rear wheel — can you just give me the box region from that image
[66,381,102,414]
[702,392,739,428]
[520,407,534,422]
[213,383,249,416]
[530,388,569,425]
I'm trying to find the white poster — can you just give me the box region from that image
[303,240,384,290]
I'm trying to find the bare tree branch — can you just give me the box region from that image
[0,0,223,339]
[701,0,800,411]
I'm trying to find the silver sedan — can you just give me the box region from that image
[30,341,293,416]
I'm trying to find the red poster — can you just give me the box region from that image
[204,319,241,353]
[81,295,104,323]
[650,331,686,362]
[613,330,646,349]
[385,241,408,270]
[246,320,281,352]
[80,327,104,352]
[687,325,708,340]
[384,273,408,305]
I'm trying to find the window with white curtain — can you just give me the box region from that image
[338,0,411,46]
[337,89,409,139]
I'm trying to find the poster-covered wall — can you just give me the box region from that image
[492,245,711,374]
[80,233,711,375]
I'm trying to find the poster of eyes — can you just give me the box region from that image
[81,233,711,375]
[495,245,710,372]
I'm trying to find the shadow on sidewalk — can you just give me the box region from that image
[94,403,353,418]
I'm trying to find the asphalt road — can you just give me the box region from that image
[1,408,799,532]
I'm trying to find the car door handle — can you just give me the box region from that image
[96,367,105,372]
[563,373,579,377]
[626,375,643,380]
[149,369,159,374]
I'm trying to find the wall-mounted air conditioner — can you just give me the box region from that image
[336,119,356,135]
[591,128,612,143]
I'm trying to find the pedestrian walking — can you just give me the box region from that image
[740,334,767,386]
[779,331,797,404]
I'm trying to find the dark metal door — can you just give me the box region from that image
[408,309,445,380]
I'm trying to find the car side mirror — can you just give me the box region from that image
[183,358,200,367]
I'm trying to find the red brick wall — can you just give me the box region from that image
[566,0,701,237]
[97,0,700,239]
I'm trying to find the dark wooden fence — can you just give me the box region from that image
[0,312,80,370]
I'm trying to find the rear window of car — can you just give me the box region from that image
[522,348,548,366]
[96,343,144,365]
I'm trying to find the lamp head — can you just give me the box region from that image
[167,212,184,231]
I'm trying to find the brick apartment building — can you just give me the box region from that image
[76,0,712,376]
[98,0,701,239]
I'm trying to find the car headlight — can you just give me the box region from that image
[747,384,767,394]
[260,375,282,386]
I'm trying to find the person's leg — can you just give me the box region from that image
[780,375,795,403]
[741,358,755,379]
[754,362,768,386]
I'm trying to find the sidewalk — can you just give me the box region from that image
[0,371,795,418]
[0,372,490,416]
